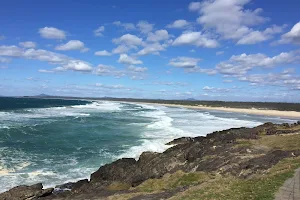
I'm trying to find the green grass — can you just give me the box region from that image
[170,157,300,200]
[135,171,213,193]
[257,134,300,151]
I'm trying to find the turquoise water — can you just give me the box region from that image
[0,97,297,192]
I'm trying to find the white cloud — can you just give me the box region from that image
[147,29,170,42]
[237,70,300,90]
[95,83,126,89]
[118,54,143,65]
[137,21,154,34]
[188,2,201,11]
[128,65,147,72]
[113,34,143,46]
[190,0,274,44]
[215,51,300,76]
[38,69,54,73]
[94,50,112,56]
[55,40,88,52]
[169,57,201,68]
[112,34,143,54]
[203,86,231,93]
[173,32,219,48]
[237,25,285,45]
[113,21,136,30]
[94,26,105,36]
[61,60,93,71]
[93,64,124,77]
[166,20,190,29]
[137,43,165,56]
[39,27,66,39]
[147,30,169,42]
[112,45,131,54]
[216,51,224,56]
[19,41,37,48]
[278,22,300,45]
[0,45,93,72]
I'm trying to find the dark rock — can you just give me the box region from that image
[166,137,194,145]
[72,179,89,193]
[0,183,53,200]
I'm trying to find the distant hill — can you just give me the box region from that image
[35,94,51,97]
[185,98,197,101]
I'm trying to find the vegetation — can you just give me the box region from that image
[136,171,213,192]
[170,157,300,200]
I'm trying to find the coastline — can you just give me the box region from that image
[128,101,300,119]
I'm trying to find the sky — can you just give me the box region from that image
[0,0,300,102]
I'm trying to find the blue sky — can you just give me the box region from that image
[0,0,300,102]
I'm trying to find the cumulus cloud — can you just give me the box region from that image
[118,54,143,65]
[188,0,284,45]
[113,21,136,30]
[237,70,300,90]
[0,45,93,72]
[128,65,147,72]
[147,30,170,42]
[112,45,131,54]
[137,43,165,56]
[203,86,231,93]
[112,34,144,54]
[94,50,112,56]
[93,64,146,79]
[61,60,92,71]
[19,41,36,48]
[168,57,201,68]
[39,27,66,39]
[94,26,105,36]
[137,21,154,34]
[278,22,300,45]
[55,40,88,52]
[166,20,191,29]
[237,25,285,45]
[113,34,143,46]
[93,64,124,77]
[173,32,219,48]
[215,51,300,76]
[192,0,267,38]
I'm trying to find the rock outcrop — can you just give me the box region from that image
[0,183,53,200]
[1,121,300,200]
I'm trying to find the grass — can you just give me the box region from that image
[135,170,213,193]
[170,157,300,200]
[106,182,131,191]
[257,133,300,151]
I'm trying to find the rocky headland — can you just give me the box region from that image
[1,121,300,200]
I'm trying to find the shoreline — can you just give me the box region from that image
[127,101,300,119]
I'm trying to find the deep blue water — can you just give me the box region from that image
[0,97,297,192]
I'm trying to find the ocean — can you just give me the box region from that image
[0,97,297,192]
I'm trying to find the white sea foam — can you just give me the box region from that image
[71,101,122,111]
[118,103,263,159]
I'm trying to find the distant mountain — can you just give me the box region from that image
[185,98,197,101]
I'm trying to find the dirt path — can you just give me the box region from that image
[275,168,300,200]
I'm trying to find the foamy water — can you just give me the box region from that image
[0,99,297,192]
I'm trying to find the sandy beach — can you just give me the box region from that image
[131,102,300,119]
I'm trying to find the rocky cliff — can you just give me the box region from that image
[1,121,300,200]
